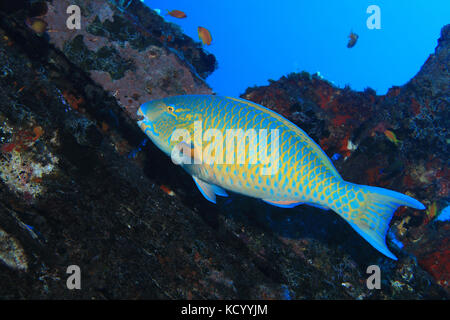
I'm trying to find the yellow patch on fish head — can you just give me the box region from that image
[137,98,197,155]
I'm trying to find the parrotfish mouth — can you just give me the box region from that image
[137,106,159,137]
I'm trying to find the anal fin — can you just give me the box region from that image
[263,200,330,210]
[304,202,330,210]
[263,199,303,208]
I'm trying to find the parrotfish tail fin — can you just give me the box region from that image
[337,183,425,260]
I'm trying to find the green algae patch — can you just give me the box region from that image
[87,15,158,51]
[63,34,135,80]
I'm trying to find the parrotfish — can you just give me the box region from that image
[137,95,425,260]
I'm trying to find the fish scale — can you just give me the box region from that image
[137,95,425,260]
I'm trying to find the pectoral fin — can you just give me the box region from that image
[193,176,228,204]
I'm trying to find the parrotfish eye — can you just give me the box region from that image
[167,105,175,112]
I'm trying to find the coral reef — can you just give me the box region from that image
[43,0,215,116]
[0,119,58,200]
[0,0,447,299]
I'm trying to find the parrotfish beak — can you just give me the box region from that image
[137,102,150,132]
[137,102,149,119]
[137,101,160,138]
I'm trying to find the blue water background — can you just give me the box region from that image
[146,0,450,97]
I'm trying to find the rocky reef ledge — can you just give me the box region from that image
[0,0,448,299]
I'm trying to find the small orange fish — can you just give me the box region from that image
[160,185,175,196]
[33,126,44,140]
[167,10,187,18]
[384,130,399,145]
[101,122,109,132]
[27,18,48,35]
[427,202,437,220]
[347,31,358,48]
[198,26,212,45]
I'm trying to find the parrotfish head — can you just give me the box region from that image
[137,96,196,156]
